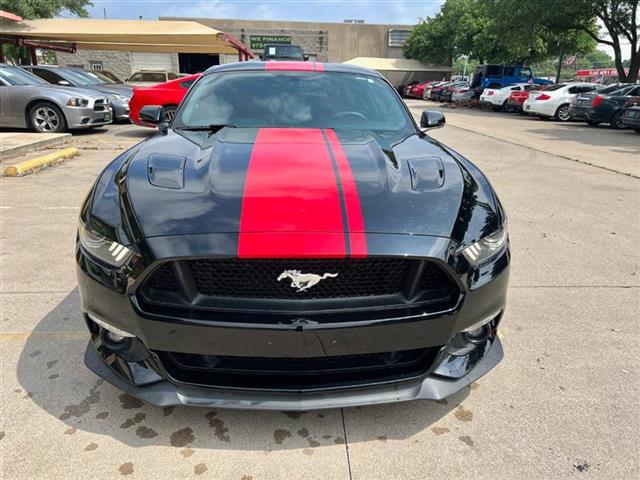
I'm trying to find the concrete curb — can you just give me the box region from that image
[2,147,80,177]
[0,133,71,158]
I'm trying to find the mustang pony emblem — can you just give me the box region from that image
[277,270,338,292]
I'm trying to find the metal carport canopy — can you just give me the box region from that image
[0,18,254,57]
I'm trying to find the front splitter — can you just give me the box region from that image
[84,338,503,411]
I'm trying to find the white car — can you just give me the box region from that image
[479,83,537,111]
[522,82,601,121]
[125,70,184,87]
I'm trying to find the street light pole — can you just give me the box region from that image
[555,34,565,84]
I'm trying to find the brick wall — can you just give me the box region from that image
[54,50,132,80]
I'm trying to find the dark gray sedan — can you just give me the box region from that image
[0,64,112,133]
[22,65,132,121]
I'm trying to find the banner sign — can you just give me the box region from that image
[250,35,292,50]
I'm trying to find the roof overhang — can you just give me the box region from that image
[0,18,254,57]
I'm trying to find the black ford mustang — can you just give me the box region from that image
[77,61,510,410]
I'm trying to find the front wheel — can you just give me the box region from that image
[610,110,627,130]
[29,102,67,133]
[634,128,640,134]
[555,104,572,122]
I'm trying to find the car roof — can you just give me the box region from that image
[203,61,384,79]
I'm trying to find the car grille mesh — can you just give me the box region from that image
[144,258,455,301]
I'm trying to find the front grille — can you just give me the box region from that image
[138,257,459,319]
[155,347,441,391]
[142,258,455,300]
[189,258,411,299]
[93,99,107,112]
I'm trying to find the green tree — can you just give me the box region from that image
[405,0,595,66]
[489,0,639,82]
[0,0,92,64]
[0,0,91,19]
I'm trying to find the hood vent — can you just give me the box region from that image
[408,157,445,191]
[147,153,185,189]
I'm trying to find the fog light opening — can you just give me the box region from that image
[462,324,491,344]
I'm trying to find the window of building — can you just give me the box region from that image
[388,29,411,47]
[90,61,103,71]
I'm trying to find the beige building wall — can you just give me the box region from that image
[162,18,412,63]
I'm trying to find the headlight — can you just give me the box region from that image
[66,97,89,107]
[462,226,508,265]
[79,221,133,267]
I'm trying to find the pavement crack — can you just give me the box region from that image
[340,408,353,480]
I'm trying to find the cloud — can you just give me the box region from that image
[162,0,238,19]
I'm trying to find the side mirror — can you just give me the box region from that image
[57,79,71,86]
[420,110,446,131]
[139,105,164,125]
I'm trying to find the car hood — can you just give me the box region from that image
[26,84,105,100]
[119,128,500,244]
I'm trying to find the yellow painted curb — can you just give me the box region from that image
[2,147,80,177]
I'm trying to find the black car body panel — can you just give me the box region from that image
[621,106,640,132]
[569,84,640,125]
[77,61,510,409]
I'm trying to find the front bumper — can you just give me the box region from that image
[85,336,503,410]
[111,99,131,120]
[65,105,113,129]
[77,233,509,410]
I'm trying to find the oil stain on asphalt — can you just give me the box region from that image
[205,411,230,442]
[454,405,473,422]
[170,427,195,447]
[59,379,103,420]
[273,429,291,444]
[118,462,134,476]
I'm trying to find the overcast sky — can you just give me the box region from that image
[81,0,628,60]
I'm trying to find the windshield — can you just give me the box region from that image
[174,71,412,133]
[58,68,101,86]
[97,71,123,83]
[0,66,47,86]
[68,68,109,85]
[264,45,304,60]
[129,72,166,82]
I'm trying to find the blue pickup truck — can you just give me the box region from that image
[471,65,553,89]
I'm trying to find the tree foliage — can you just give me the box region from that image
[406,0,638,81]
[0,0,92,64]
[489,0,639,81]
[0,0,92,19]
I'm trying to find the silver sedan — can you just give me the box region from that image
[0,64,112,133]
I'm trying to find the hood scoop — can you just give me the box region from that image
[408,157,445,191]
[147,153,185,189]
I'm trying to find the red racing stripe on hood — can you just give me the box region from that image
[265,61,324,72]
[238,128,346,258]
[324,129,367,257]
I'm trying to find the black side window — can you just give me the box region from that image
[33,69,65,85]
[568,86,578,94]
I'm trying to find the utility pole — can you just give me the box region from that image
[103,8,107,19]
[555,34,565,84]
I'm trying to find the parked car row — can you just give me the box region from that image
[416,76,640,133]
[0,63,192,133]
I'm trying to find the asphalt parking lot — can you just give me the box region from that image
[1,107,639,479]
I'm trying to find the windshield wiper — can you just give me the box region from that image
[176,124,237,133]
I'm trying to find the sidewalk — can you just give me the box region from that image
[0,131,71,160]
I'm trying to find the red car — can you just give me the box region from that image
[507,84,541,113]
[129,74,201,127]
[407,81,429,99]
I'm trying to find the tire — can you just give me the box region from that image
[610,110,627,130]
[162,105,178,123]
[634,128,640,134]
[503,100,513,113]
[554,104,572,122]
[586,120,600,127]
[28,102,67,133]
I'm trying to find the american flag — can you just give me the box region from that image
[563,55,577,67]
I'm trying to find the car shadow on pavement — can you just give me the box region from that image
[16,289,468,451]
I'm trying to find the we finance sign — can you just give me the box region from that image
[250,35,292,50]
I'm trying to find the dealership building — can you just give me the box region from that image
[54,17,449,83]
